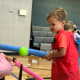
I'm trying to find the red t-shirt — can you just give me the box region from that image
[51,30,79,80]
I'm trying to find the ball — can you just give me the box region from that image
[19,47,28,57]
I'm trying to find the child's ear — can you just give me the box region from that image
[62,20,66,25]
[61,20,66,26]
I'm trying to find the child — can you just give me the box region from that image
[64,21,80,40]
[73,24,80,40]
[64,21,80,68]
[0,53,13,79]
[64,20,73,32]
[44,8,79,80]
[64,21,80,52]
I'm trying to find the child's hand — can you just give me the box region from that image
[5,55,13,62]
[43,50,57,60]
[43,51,52,60]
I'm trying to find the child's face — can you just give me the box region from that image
[48,17,65,33]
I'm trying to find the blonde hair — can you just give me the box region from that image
[72,24,77,32]
[47,8,67,21]
[64,20,73,30]
[73,24,77,29]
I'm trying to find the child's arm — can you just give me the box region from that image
[74,33,80,40]
[4,54,13,61]
[44,33,67,60]
[44,48,66,60]
[52,48,66,57]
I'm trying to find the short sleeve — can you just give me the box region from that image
[74,33,80,40]
[57,34,67,49]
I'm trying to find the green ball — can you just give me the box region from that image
[19,47,28,57]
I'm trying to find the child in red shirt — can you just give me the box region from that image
[44,8,79,80]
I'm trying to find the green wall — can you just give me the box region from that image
[32,0,80,28]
